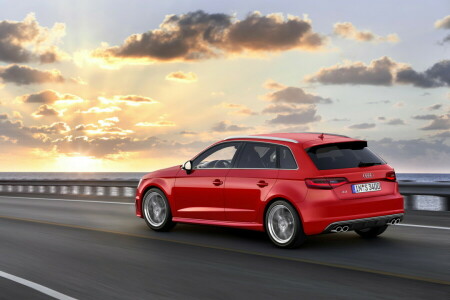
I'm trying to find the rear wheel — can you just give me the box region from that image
[265,200,306,248]
[355,225,388,238]
[142,188,176,231]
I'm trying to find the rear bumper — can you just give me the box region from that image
[300,192,404,235]
[322,213,404,233]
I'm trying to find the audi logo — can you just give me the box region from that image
[363,173,374,178]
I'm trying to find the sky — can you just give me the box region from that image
[0,0,449,173]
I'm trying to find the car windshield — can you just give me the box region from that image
[307,142,386,170]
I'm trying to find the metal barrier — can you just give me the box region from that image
[0,179,449,211]
[0,180,138,201]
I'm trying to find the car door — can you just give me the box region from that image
[224,142,279,223]
[173,142,242,221]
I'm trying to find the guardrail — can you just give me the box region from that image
[0,180,138,201]
[0,179,449,211]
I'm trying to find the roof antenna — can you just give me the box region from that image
[319,133,324,140]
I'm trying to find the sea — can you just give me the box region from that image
[0,172,448,182]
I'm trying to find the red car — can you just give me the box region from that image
[135,133,404,248]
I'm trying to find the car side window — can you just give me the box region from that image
[279,146,298,169]
[236,143,277,169]
[193,143,240,169]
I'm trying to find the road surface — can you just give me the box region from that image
[0,195,449,299]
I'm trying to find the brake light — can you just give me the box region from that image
[386,171,396,181]
[305,177,348,189]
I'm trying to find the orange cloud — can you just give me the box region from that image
[19,89,83,104]
[166,71,198,82]
[334,22,399,43]
[135,121,175,127]
[99,95,157,106]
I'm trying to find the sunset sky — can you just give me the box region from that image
[0,0,449,173]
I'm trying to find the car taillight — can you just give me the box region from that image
[305,177,348,189]
[386,171,396,181]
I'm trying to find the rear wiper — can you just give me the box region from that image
[358,162,382,167]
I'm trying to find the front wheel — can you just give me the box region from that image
[142,188,176,231]
[265,200,306,248]
[355,225,388,238]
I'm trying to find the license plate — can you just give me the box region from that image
[351,182,381,193]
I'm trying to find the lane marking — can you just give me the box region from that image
[0,195,133,205]
[0,215,449,287]
[0,270,76,300]
[396,223,450,230]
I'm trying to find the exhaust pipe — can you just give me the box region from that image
[331,226,343,233]
[388,218,401,225]
[331,225,349,233]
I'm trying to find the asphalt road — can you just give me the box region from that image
[0,195,449,299]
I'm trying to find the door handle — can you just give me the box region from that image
[257,180,269,188]
[213,179,223,186]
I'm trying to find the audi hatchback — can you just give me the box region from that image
[135,133,404,248]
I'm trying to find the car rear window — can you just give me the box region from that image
[306,142,386,170]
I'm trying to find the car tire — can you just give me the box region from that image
[355,225,388,238]
[142,188,176,232]
[265,200,306,248]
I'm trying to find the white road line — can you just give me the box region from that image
[0,195,133,205]
[0,270,77,300]
[396,223,450,230]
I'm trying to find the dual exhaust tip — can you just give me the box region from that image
[331,225,350,233]
[388,218,402,225]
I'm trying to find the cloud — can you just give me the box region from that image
[19,89,82,104]
[367,100,390,104]
[435,15,450,29]
[396,60,450,88]
[165,71,198,82]
[0,64,67,85]
[412,114,438,120]
[428,104,442,111]
[420,114,450,130]
[221,103,258,115]
[75,117,134,136]
[135,121,176,127]
[99,95,157,106]
[334,22,398,43]
[0,113,8,120]
[267,105,321,125]
[266,86,332,104]
[306,57,450,88]
[86,10,325,67]
[28,122,70,134]
[32,104,62,117]
[261,82,326,125]
[348,123,376,129]
[306,56,396,85]
[211,121,252,132]
[263,79,286,90]
[77,106,122,114]
[386,118,406,125]
[330,118,350,122]
[0,13,67,64]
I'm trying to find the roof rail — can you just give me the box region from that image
[224,135,299,144]
[297,132,350,138]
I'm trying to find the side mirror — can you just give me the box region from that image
[182,160,193,174]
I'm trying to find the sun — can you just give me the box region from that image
[55,155,102,172]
